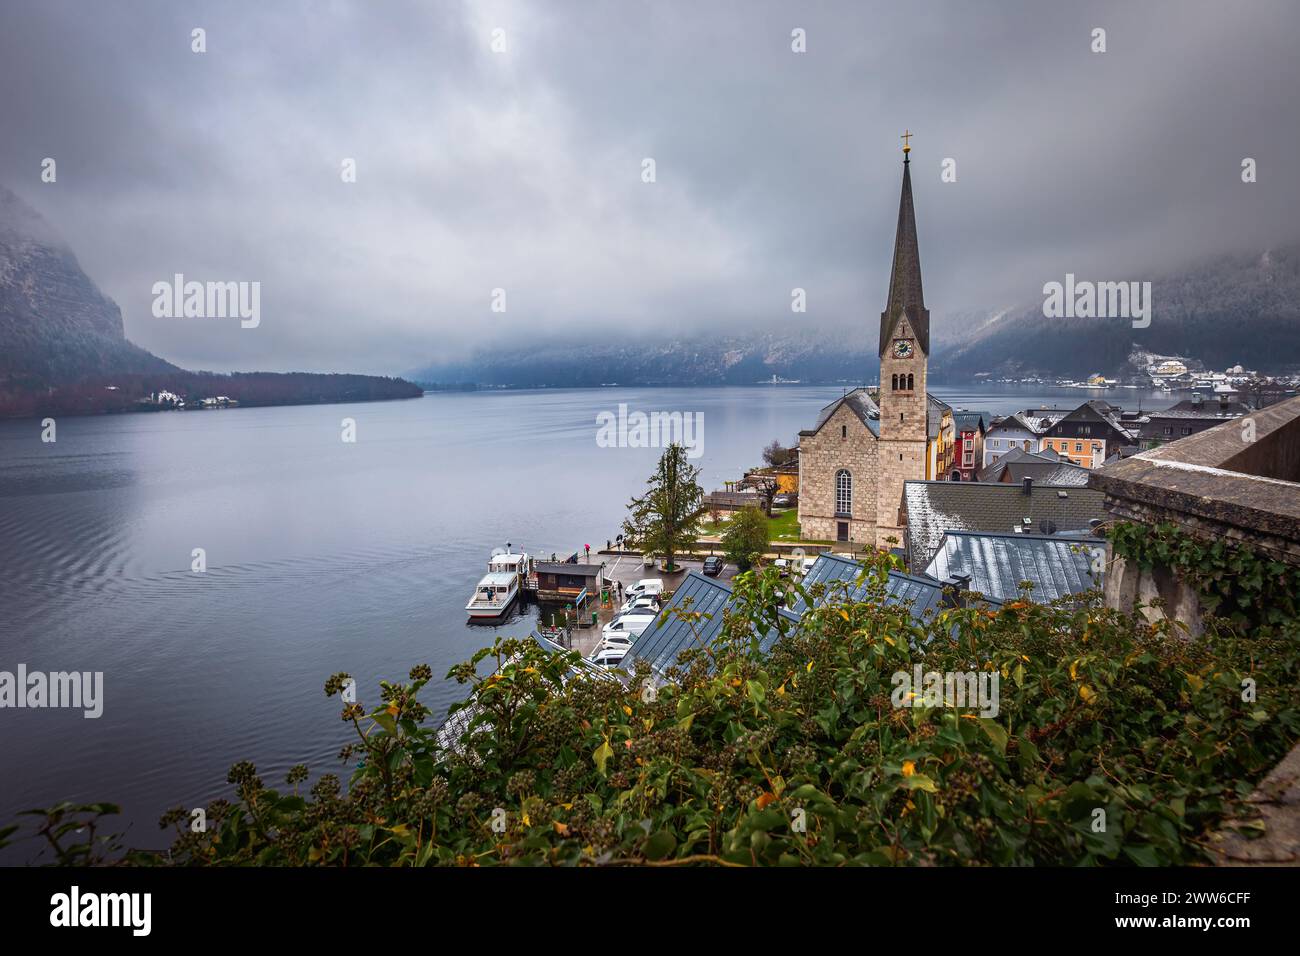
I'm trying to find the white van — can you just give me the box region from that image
[626,578,664,600]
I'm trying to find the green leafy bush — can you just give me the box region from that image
[721,506,769,571]
[9,552,1299,866]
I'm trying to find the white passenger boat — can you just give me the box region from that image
[465,549,530,618]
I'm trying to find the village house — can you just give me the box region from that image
[983,410,1063,467]
[1039,400,1135,468]
[952,410,993,481]
[926,395,956,480]
[1137,396,1250,451]
[976,446,1090,486]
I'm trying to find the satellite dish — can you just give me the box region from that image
[1038,520,1058,535]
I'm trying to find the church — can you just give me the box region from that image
[797,139,934,551]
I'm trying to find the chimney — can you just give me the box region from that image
[1021,476,1034,495]
[942,573,971,608]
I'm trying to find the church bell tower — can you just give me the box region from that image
[875,132,930,547]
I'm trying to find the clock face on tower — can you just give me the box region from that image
[893,339,914,359]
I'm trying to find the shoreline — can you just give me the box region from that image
[0,391,424,422]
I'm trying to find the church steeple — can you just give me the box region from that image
[879,142,929,357]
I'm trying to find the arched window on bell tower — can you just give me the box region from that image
[907,373,914,391]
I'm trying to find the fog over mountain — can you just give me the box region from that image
[1,1,1298,376]
[0,185,420,417]
[0,186,177,385]
[411,242,1300,386]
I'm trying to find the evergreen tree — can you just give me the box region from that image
[621,443,706,572]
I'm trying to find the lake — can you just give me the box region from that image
[0,383,1171,855]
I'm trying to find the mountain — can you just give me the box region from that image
[411,243,1300,387]
[411,329,877,388]
[930,244,1300,382]
[0,187,422,418]
[0,186,177,388]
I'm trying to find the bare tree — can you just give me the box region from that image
[748,474,779,517]
[762,440,795,468]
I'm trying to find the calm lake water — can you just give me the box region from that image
[0,383,1172,857]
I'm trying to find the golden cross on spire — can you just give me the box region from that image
[900,129,913,154]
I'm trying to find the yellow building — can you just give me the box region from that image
[741,465,799,495]
[926,395,955,480]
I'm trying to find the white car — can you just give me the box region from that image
[626,578,664,600]
[598,633,636,650]
[602,612,657,641]
[589,648,626,669]
[801,557,817,574]
[619,595,659,615]
[612,602,659,623]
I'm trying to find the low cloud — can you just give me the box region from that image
[1,0,1296,374]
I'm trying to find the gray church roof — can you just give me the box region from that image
[803,388,881,438]
[923,531,1104,603]
[880,155,930,357]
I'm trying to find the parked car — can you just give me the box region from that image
[619,594,660,615]
[588,648,626,669]
[599,633,636,650]
[626,578,664,600]
[701,555,724,577]
[602,612,658,641]
[604,610,650,630]
[772,493,795,508]
[643,552,656,567]
[801,556,817,575]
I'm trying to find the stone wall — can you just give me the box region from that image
[797,402,878,544]
[875,438,926,550]
[1090,395,1300,626]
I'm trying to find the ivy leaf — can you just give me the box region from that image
[903,774,938,793]
[643,829,677,861]
[980,719,1009,755]
[592,738,615,777]
[1122,844,1162,867]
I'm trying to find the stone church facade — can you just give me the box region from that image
[798,148,932,551]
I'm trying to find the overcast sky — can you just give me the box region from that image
[1,0,1297,375]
